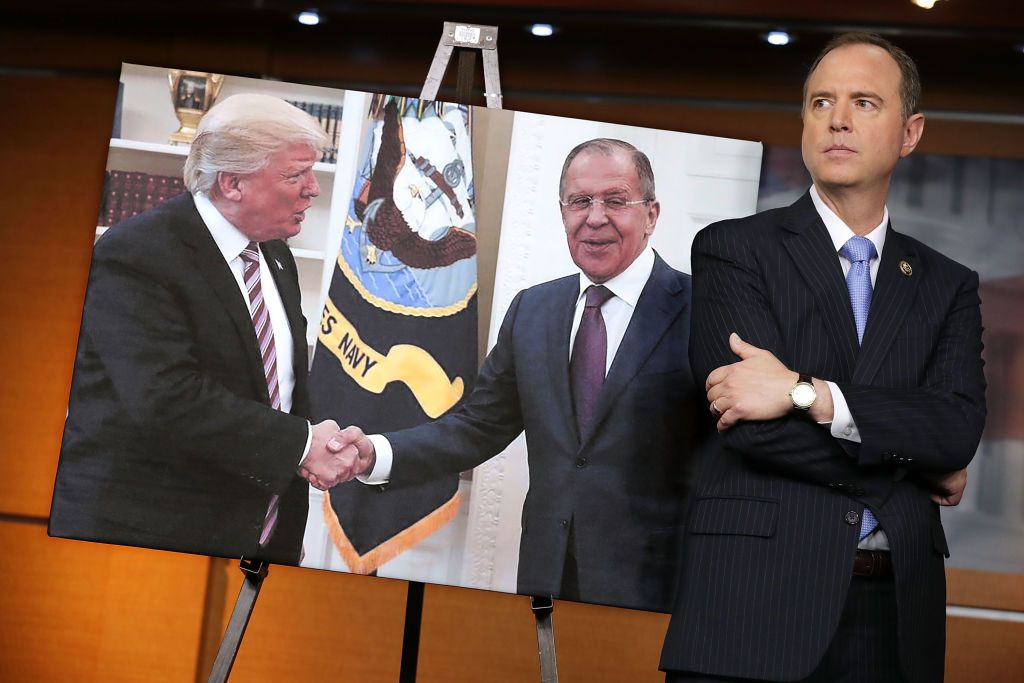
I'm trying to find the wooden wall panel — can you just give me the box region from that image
[0,521,208,682]
[417,584,669,683]
[215,564,407,682]
[0,75,116,517]
[946,617,1024,683]
[417,585,541,683]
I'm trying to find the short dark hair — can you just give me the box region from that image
[802,32,921,122]
[559,138,656,201]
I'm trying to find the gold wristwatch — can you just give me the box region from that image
[789,373,817,411]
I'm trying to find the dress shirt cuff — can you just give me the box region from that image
[358,434,393,485]
[827,381,861,443]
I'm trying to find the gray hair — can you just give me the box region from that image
[184,93,330,194]
[803,32,921,122]
[558,138,656,201]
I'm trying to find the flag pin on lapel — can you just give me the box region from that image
[275,258,284,271]
[899,260,913,277]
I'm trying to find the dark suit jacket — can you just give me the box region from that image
[385,253,698,612]
[50,193,312,565]
[661,192,986,682]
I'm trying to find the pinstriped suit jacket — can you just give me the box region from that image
[661,192,986,683]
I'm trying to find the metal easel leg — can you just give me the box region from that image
[207,559,268,683]
[531,596,559,683]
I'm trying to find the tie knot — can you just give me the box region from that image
[840,236,876,264]
[241,241,260,264]
[584,285,614,309]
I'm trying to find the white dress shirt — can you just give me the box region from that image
[809,185,889,550]
[193,193,311,461]
[362,246,658,484]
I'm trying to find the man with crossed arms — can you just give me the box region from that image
[661,33,985,683]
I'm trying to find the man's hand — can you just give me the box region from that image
[299,421,374,490]
[706,333,798,432]
[922,468,968,506]
[325,425,376,481]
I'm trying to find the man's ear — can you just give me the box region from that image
[215,171,243,202]
[900,113,925,159]
[645,200,661,237]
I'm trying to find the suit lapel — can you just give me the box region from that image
[580,255,685,447]
[780,193,859,377]
[852,226,919,384]
[174,196,267,395]
[546,277,580,441]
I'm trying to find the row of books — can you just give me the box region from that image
[100,170,186,227]
[288,100,342,164]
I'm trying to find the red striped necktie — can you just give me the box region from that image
[240,241,282,547]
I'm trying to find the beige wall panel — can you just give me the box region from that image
[0,521,208,682]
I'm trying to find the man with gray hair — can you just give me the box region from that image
[321,138,701,611]
[50,94,352,565]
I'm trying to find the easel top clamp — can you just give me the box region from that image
[421,21,503,109]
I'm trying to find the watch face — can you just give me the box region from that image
[792,383,816,409]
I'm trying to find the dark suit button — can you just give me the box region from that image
[575,457,587,468]
[852,487,866,497]
[845,511,860,526]
[827,482,837,488]
[560,519,569,529]
[377,484,389,493]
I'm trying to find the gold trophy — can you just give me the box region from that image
[168,70,224,145]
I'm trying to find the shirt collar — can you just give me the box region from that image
[193,192,253,263]
[809,185,887,259]
[576,245,655,308]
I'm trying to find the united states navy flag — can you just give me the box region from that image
[309,96,477,573]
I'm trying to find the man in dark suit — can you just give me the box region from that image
[661,33,986,682]
[323,138,699,611]
[50,94,352,565]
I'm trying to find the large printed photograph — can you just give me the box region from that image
[48,63,762,612]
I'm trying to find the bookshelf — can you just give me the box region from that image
[100,64,372,352]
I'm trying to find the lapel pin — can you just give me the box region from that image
[899,260,913,277]
[275,258,284,270]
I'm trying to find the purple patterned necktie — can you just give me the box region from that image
[840,235,879,539]
[570,285,614,436]
[240,242,282,547]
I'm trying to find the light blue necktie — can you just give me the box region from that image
[840,235,878,539]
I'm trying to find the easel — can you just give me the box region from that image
[420,21,559,683]
[207,22,559,682]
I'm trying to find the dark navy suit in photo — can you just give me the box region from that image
[385,254,700,612]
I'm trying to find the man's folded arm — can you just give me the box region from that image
[836,269,986,471]
[381,290,530,486]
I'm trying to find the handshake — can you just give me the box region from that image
[298,420,377,491]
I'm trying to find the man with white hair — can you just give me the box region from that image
[50,94,350,565]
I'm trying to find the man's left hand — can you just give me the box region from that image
[922,468,968,506]
[706,333,797,432]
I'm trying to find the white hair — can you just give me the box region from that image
[183,93,330,194]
